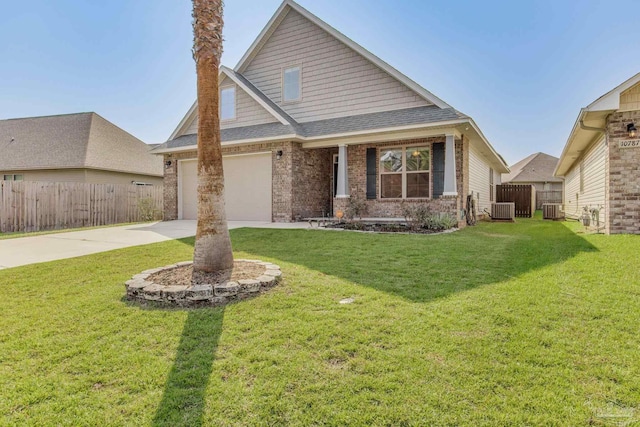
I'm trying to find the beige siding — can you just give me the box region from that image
[620,82,640,111]
[514,181,563,192]
[469,143,493,213]
[562,137,606,220]
[184,83,279,136]
[1,169,162,186]
[1,169,87,183]
[243,9,430,123]
[85,170,163,186]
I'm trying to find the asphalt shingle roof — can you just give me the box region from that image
[154,106,468,151]
[0,113,162,176]
[503,152,562,183]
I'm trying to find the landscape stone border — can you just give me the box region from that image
[125,259,282,308]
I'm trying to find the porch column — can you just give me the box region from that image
[443,134,458,196]
[336,144,350,198]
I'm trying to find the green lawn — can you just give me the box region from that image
[1,219,639,426]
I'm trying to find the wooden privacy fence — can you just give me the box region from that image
[536,190,563,210]
[0,182,163,233]
[496,184,535,218]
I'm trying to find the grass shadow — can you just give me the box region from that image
[152,308,224,427]
[229,218,597,303]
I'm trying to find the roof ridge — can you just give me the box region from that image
[234,0,451,109]
[0,112,94,122]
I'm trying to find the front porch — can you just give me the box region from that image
[302,133,469,227]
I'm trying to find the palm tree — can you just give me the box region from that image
[191,0,234,273]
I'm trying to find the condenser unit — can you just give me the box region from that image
[491,202,515,221]
[542,203,564,220]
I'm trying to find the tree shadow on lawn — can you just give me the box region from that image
[152,307,224,427]
[229,219,597,303]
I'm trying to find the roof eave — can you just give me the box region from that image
[219,66,291,125]
[467,119,510,173]
[554,109,609,177]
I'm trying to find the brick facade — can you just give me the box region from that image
[163,136,472,225]
[163,142,331,222]
[331,137,469,227]
[606,110,640,234]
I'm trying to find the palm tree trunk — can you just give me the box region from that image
[192,0,234,273]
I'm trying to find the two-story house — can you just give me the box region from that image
[153,0,508,225]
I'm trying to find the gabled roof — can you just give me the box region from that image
[0,112,162,176]
[585,72,640,112]
[161,0,508,173]
[503,152,562,183]
[234,0,451,109]
[555,72,640,176]
[168,66,296,140]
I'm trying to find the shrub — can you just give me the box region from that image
[429,212,459,230]
[345,197,367,221]
[401,202,458,231]
[138,197,161,221]
[401,202,432,231]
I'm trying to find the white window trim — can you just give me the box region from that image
[3,174,22,181]
[282,65,302,103]
[220,85,237,121]
[379,145,431,200]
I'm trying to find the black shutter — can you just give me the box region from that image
[366,148,377,199]
[432,143,445,198]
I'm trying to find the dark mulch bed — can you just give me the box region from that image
[324,222,452,234]
[149,261,265,287]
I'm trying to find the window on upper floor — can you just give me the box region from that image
[220,86,236,120]
[379,146,430,199]
[283,66,301,102]
[3,174,22,181]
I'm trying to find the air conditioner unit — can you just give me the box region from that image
[491,202,515,221]
[543,203,564,220]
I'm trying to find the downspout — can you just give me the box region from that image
[573,117,609,231]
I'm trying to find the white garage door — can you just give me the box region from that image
[179,153,272,221]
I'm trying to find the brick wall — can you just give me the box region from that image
[332,137,467,227]
[291,144,332,220]
[163,141,331,222]
[163,151,195,221]
[606,110,640,234]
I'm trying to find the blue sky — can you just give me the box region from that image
[1,0,639,165]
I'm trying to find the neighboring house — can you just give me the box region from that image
[555,72,640,234]
[154,0,508,224]
[503,152,563,209]
[0,112,163,185]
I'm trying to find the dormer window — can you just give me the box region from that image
[283,66,301,102]
[220,86,236,120]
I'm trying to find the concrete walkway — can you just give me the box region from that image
[0,220,309,270]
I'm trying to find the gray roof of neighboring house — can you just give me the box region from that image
[0,112,163,176]
[503,152,562,183]
[153,106,468,152]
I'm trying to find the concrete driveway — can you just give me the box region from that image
[0,220,309,270]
